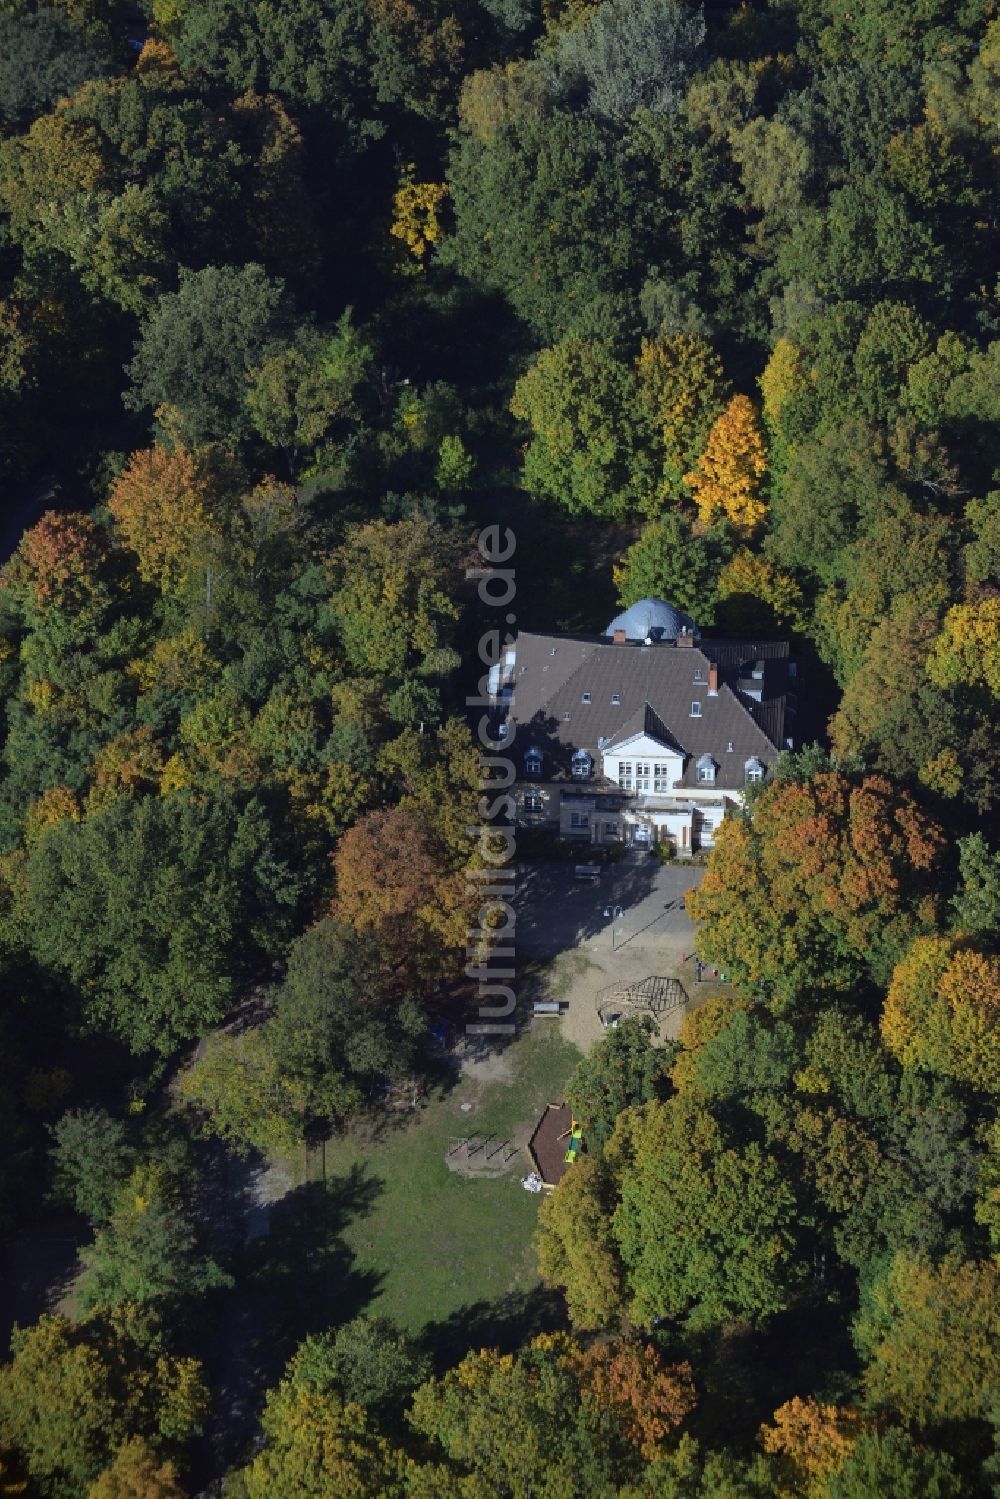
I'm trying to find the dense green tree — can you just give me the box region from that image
[511,336,654,517]
[613,514,729,620]
[75,1166,229,1315]
[444,107,658,338]
[289,1317,431,1418]
[565,1014,674,1152]
[125,265,293,446]
[0,8,109,125]
[49,1107,138,1224]
[827,1428,962,1499]
[612,1097,806,1331]
[543,0,705,122]
[10,789,308,1056]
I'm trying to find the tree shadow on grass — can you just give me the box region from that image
[419,1284,569,1373]
[206,1163,385,1470]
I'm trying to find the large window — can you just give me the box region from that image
[653,762,671,792]
[635,761,651,791]
[570,811,589,829]
[618,761,633,790]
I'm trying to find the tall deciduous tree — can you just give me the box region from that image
[125,265,292,446]
[511,336,653,518]
[0,1309,207,1499]
[881,935,1000,1093]
[611,1097,805,1330]
[688,772,947,1008]
[684,394,768,533]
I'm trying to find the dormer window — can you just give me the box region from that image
[611,693,621,706]
[696,754,716,784]
[690,701,702,717]
[726,741,734,753]
[581,692,591,704]
[524,747,543,778]
[524,788,542,812]
[693,668,705,683]
[571,749,593,780]
[563,711,571,722]
[745,756,765,784]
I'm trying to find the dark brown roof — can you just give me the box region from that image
[508,632,790,790]
[528,1103,573,1187]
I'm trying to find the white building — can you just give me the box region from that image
[492,598,796,853]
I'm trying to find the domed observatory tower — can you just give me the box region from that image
[604,598,700,644]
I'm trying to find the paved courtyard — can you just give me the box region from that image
[512,856,727,1053]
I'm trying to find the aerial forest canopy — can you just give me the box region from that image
[0,0,996,1494]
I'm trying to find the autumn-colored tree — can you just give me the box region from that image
[236,1380,408,1499]
[10,510,109,617]
[87,1437,186,1499]
[23,785,80,847]
[759,1397,865,1499]
[684,394,768,533]
[535,1155,626,1330]
[409,1338,644,1494]
[856,1254,1000,1427]
[333,804,467,972]
[0,1308,207,1498]
[108,446,228,594]
[881,935,1000,1093]
[390,177,449,260]
[127,631,220,700]
[715,549,806,634]
[86,729,164,814]
[761,338,809,467]
[180,1030,310,1155]
[562,1340,697,1458]
[635,331,729,500]
[688,772,947,1008]
[667,993,754,1096]
[927,597,1000,699]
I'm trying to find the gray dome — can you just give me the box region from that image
[605,598,699,642]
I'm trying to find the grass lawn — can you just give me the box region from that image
[314,1023,582,1341]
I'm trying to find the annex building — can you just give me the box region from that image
[491,598,797,854]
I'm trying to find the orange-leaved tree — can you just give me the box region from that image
[688,771,947,1009]
[759,1396,865,1499]
[108,445,229,594]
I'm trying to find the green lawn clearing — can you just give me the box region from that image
[314,1023,582,1337]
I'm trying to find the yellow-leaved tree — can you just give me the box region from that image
[685,394,768,533]
[881,934,1000,1093]
[926,597,1000,698]
[390,179,449,261]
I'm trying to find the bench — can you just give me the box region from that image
[532,1001,564,1015]
[574,865,601,881]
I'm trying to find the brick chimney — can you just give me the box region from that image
[676,628,693,648]
[613,629,626,644]
[708,662,718,694]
